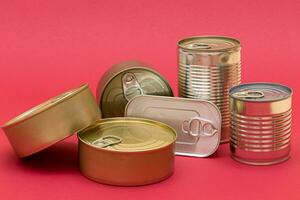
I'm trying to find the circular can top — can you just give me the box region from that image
[78,118,176,152]
[229,82,292,102]
[178,36,240,52]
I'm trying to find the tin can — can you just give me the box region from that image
[97,60,173,118]
[229,83,292,165]
[178,36,241,143]
[1,84,101,158]
[78,117,176,186]
[125,95,221,157]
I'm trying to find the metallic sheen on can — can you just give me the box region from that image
[78,117,176,186]
[125,95,221,157]
[97,61,174,118]
[1,84,101,158]
[229,82,292,165]
[178,36,241,143]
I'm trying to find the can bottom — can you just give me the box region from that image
[220,126,230,144]
[231,154,290,166]
[80,171,174,186]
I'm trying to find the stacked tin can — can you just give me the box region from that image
[178,36,241,143]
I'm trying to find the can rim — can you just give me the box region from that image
[77,117,177,153]
[177,35,240,52]
[1,84,89,128]
[229,82,293,102]
[96,61,174,114]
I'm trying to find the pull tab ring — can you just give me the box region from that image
[92,135,122,148]
[234,90,264,99]
[122,72,144,101]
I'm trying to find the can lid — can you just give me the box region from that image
[125,95,221,157]
[78,118,176,152]
[229,82,292,102]
[178,36,240,52]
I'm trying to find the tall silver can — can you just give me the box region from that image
[229,83,292,165]
[178,36,241,143]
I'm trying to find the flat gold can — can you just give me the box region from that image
[1,84,101,158]
[97,60,173,118]
[78,117,176,186]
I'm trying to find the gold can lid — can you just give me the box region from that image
[78,118,176,152]
[178,36,240,52]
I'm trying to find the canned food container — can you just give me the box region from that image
[97,60,173,118]
[178,36,241,143]
[125,95,221,157]
[78,117,176,186]
[1,84,101,158]
[229,83,292,165]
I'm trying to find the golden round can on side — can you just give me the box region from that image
[229,82,292,165]
[178,36,241,143]
[1,84,101,158]
[78,117,176,186]
[97,60,174,118]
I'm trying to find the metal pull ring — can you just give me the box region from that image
[122,72,144,101]
[92,135,122,148]
[191,43,212,49]
[234,90,264,99]
[182,117,217,138]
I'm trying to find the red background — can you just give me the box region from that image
[0,0,299,199]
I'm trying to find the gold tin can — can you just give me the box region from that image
[125,95,221,157]
[97,60,173,118]
[78,117,176,186]
[229,83,292,165]
[1,84,101,158]
[178,36,241,143]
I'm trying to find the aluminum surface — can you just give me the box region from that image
[97,60,173,118]
[125,95,221,157]
[2,84,101,158]
[78,117,176,186]
[178,36,241,143]
[229,82,292,165]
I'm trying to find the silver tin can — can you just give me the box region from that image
[125,95,221,157]
[229,82,292,165]
[178,36,241,143]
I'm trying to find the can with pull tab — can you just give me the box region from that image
[97,61,174,118]
[229,82,292,165]
[178,36,241,143]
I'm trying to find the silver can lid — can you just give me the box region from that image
[178,36,240,52]
[229,82,292,102]
[125,95,221,157]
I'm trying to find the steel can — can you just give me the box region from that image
[178,36,241,143]
[97,60,174,118]
[125,95,221,157]
[229,82,292,165]
[78,117,176,186]
[1,84,101,158]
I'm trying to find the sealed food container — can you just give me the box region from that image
[125,95,221,157]
[1,84,101,158]
[78,117,176,186]
[229,83,292,165]
[178,36,241,143]
[97,60,173,118]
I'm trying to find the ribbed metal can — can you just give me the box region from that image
[178,36,241,143]
[229,82,292,165]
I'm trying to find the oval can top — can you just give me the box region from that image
[178,36,240,52]
[229,82,292,102]
[78,117,176,152]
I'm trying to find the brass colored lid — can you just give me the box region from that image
[78,118,176,152]
[178,36,240,52]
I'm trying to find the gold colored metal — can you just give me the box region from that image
[178,36,241,143]
[1,84,101,158]
[97,60,174,118]
[78,117,176,186]
[229,82,292,165]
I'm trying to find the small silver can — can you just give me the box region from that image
[178,36,241,143]
[229,82,292,165]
